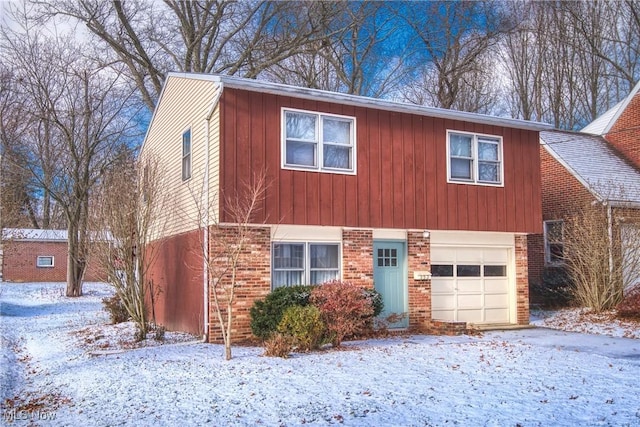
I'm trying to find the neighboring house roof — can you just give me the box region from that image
[2,228,68,242]
[582,80,640,135]
[541,130,640,205]
[153,72,552,132]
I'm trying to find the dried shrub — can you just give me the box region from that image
[263,333,292,358]
[310,280,374,347]
[616,286,640,319]
[277,305,325,352]
[102,294,129,324]
[250,285,314,340]
[153,325,166,342]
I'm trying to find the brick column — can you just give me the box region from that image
[515,234,530,325]
[341,228,374,289]
[208,225,271,343]
[407,230,431,329]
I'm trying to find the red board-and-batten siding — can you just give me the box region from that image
[219,88,542,234]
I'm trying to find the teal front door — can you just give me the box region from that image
[373,241,408,328]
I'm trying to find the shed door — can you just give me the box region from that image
[431,247,511,324]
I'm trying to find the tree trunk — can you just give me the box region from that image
[66,222,85,297]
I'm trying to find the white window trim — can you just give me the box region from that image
[544,220,564,265]
[271,241,342,288]
[182,127,192,181]
[446,130,504,187]
[281,107,357,175]
[36,256,55,268]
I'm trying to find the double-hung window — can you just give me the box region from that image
[272,242,340,288]
[182,128,191,181]
[282,108,355,174]
[544,220,564,264]
[448,131,502,185]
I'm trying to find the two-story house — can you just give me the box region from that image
[140,73,550,342]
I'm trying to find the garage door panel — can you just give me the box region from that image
[458,309,483,322]
[456,248,483,263]
[432,295,455,310]
[484,294,509,308]
[485,279,509,293]
[458,295,483,308]
[457,280,482,293]
[483,248,508,263]
[431,279,455,294]
[431,246,512,324]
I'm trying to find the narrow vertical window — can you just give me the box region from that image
[182,128,191,181]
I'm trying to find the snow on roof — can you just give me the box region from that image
[581,80,640,135]
[162,72,552,132]
[541,130,640,204]
[2,228,68,242]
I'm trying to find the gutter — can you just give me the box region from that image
[201,83,224,343]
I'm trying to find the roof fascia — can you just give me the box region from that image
[600,80,640,135]
[166,72,552,132]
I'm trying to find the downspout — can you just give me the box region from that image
[202,83,224,342]
[607,202,613,282]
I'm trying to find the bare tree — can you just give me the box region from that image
[35,0,342,110]
[398,1,508,111]
[196,172,268,360]
[91,155,172,339]
[2,13,141,296]
[564,183,640,312]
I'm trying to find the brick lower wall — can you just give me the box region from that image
[2,240,105,282]
[527,233,544,286]
[342,229,374,288]
[515,234,530,325]
[208,225,271,343]
[407,230,431,329]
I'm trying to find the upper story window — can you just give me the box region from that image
[447,131,503,186]
[182,128,191,181]
[544,220,564,265]
[37,256,54,268]
[282,108,356,174]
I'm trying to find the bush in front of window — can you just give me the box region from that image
[616,285,640,319]
[249,285,314,340]
[310,280,375,347]
[277,305,325,352]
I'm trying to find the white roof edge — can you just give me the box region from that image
[582,80,640,135]
[164,72,552,132]
[540,137,603,202]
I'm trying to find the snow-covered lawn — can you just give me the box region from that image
[1,282,640,426]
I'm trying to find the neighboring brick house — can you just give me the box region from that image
[1,228,106,282]
[529,81,640,293]
[141,73,551,343]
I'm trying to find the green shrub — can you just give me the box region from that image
[364,288,384,317]
[102,294,129,324]
[277,305,325,352]
[250,285,315,340]
[530,267,573,308]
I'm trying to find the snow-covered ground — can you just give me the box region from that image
[1,282,640,426]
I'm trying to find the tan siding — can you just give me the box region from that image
[141,77,221,239]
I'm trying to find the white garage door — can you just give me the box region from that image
[431,246,511,324]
